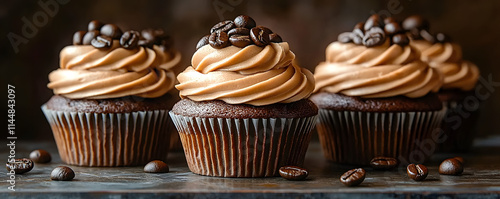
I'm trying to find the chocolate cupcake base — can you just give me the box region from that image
[169,112,316,177]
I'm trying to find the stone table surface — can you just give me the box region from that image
[1,136,500,199]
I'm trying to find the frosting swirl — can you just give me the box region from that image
[314,41,443,98]
[411,40,479,91]
[48,42,181,99]
[176,42,315,106]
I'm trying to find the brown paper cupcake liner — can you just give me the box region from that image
[169,112,317,177]
[438,101,480,152]
[316,109,446,165]
[41,105,171,167]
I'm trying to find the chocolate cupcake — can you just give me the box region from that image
[170,15,317,177]
[403,15,480,152]
[311,15,445,165]
[42,20,181,166]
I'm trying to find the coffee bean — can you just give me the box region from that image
[91,35,113,49]
[436,33,450,43]
[354,22,365,33]
[209,31,230,49]
[51,166,75,181]
[439,158,463,175]
[100,24,123,39]
[234,15,256,29]
[369,157,398,170]
[407,164,428,181]
[392,34,410,46]
[352,22,365,45]
[384,22,403,35]
[384,17,396,25]
[82,30,99,45]
[250,26,271,47]
[211,20,235,33]
[269,33,282,43]
[196,35,210,50]
[6,158,34,174]
[364,14,383,30]
[363,27,385,47]
[402,15,430,31]
[73,31,87,45]
[340,168,365,187]
[228,28,250,37]
[144,160,169,173]
[453,156,464,164]
[279,166,308,181]
[338,32,353,43]
[29,149,51,163]
[420,29,435,43]
[120,30,140,49]
[229,35,252,48]
[88,20,103,32]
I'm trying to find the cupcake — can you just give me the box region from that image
[42,20,181,166]
[403,15,480,152]
[311,15,445,165]
[170,15,317,177]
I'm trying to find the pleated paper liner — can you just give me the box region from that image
[437,101,480,152]
[41,105,171,167]
[316,109,446,165]
[169,112,317,177]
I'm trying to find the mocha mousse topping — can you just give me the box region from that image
[48,20,181,99]
[176,15,315,106]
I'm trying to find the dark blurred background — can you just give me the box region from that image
[1,0,499,141]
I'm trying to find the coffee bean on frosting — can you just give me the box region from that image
[234,15,256,29]
[88,20,103,32]
[420,29,435,43]
[209,31,230,48]
[250,26,271,47]
[100,24,123,39]
[384,17,396,25]
[228,28,252,48]
[269,33,282,43]
[338,32,353,43]
[196,35,210,50]
[364,14,384,31]
[363,27,385,47]
[211,20,235,33]
[73,31,87,45]
[91,35,113,49]
[352,22,365,44]
[436,33,450,43]
[392,33,409,46]
[228,27,250,37]
[120,30,140,49]
[384,22,403,35]
[82,30,99,45]
[402,15,430,31]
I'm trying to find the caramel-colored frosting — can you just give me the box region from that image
[48,42,181,99]
[176,42,315,106]
[411,40,479,91]
[314,41,443,98]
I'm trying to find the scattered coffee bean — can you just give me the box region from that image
[51,166,75,181]
[364,14,383,30]
[392,34,409,46]
[384,22,403,35]
[100,24,122,39]
[340,168,365,187]
[144,160,169,173]
[407,164,428,181]
[453,156,464,164]
[338,32,353,43]
[82,30,99,45]
[269,33,282,43]
[73,31,87,45]
[211,20,235,33]
[250,26,271,47]
[420,29,435,43]
[196,35,210,50]
[120,30,140,49]
[436,33,450,43]
[402,15,429,31]
[439,158,463,175]
[29,149,51,163]
[369,157,398,170]
[6,158,34,174]
[209,31,230,49]
[234,15,256,29]
[279,166,308,181]
[91,35,113,49]
[88,20,103,32]
[363,27,385,47]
